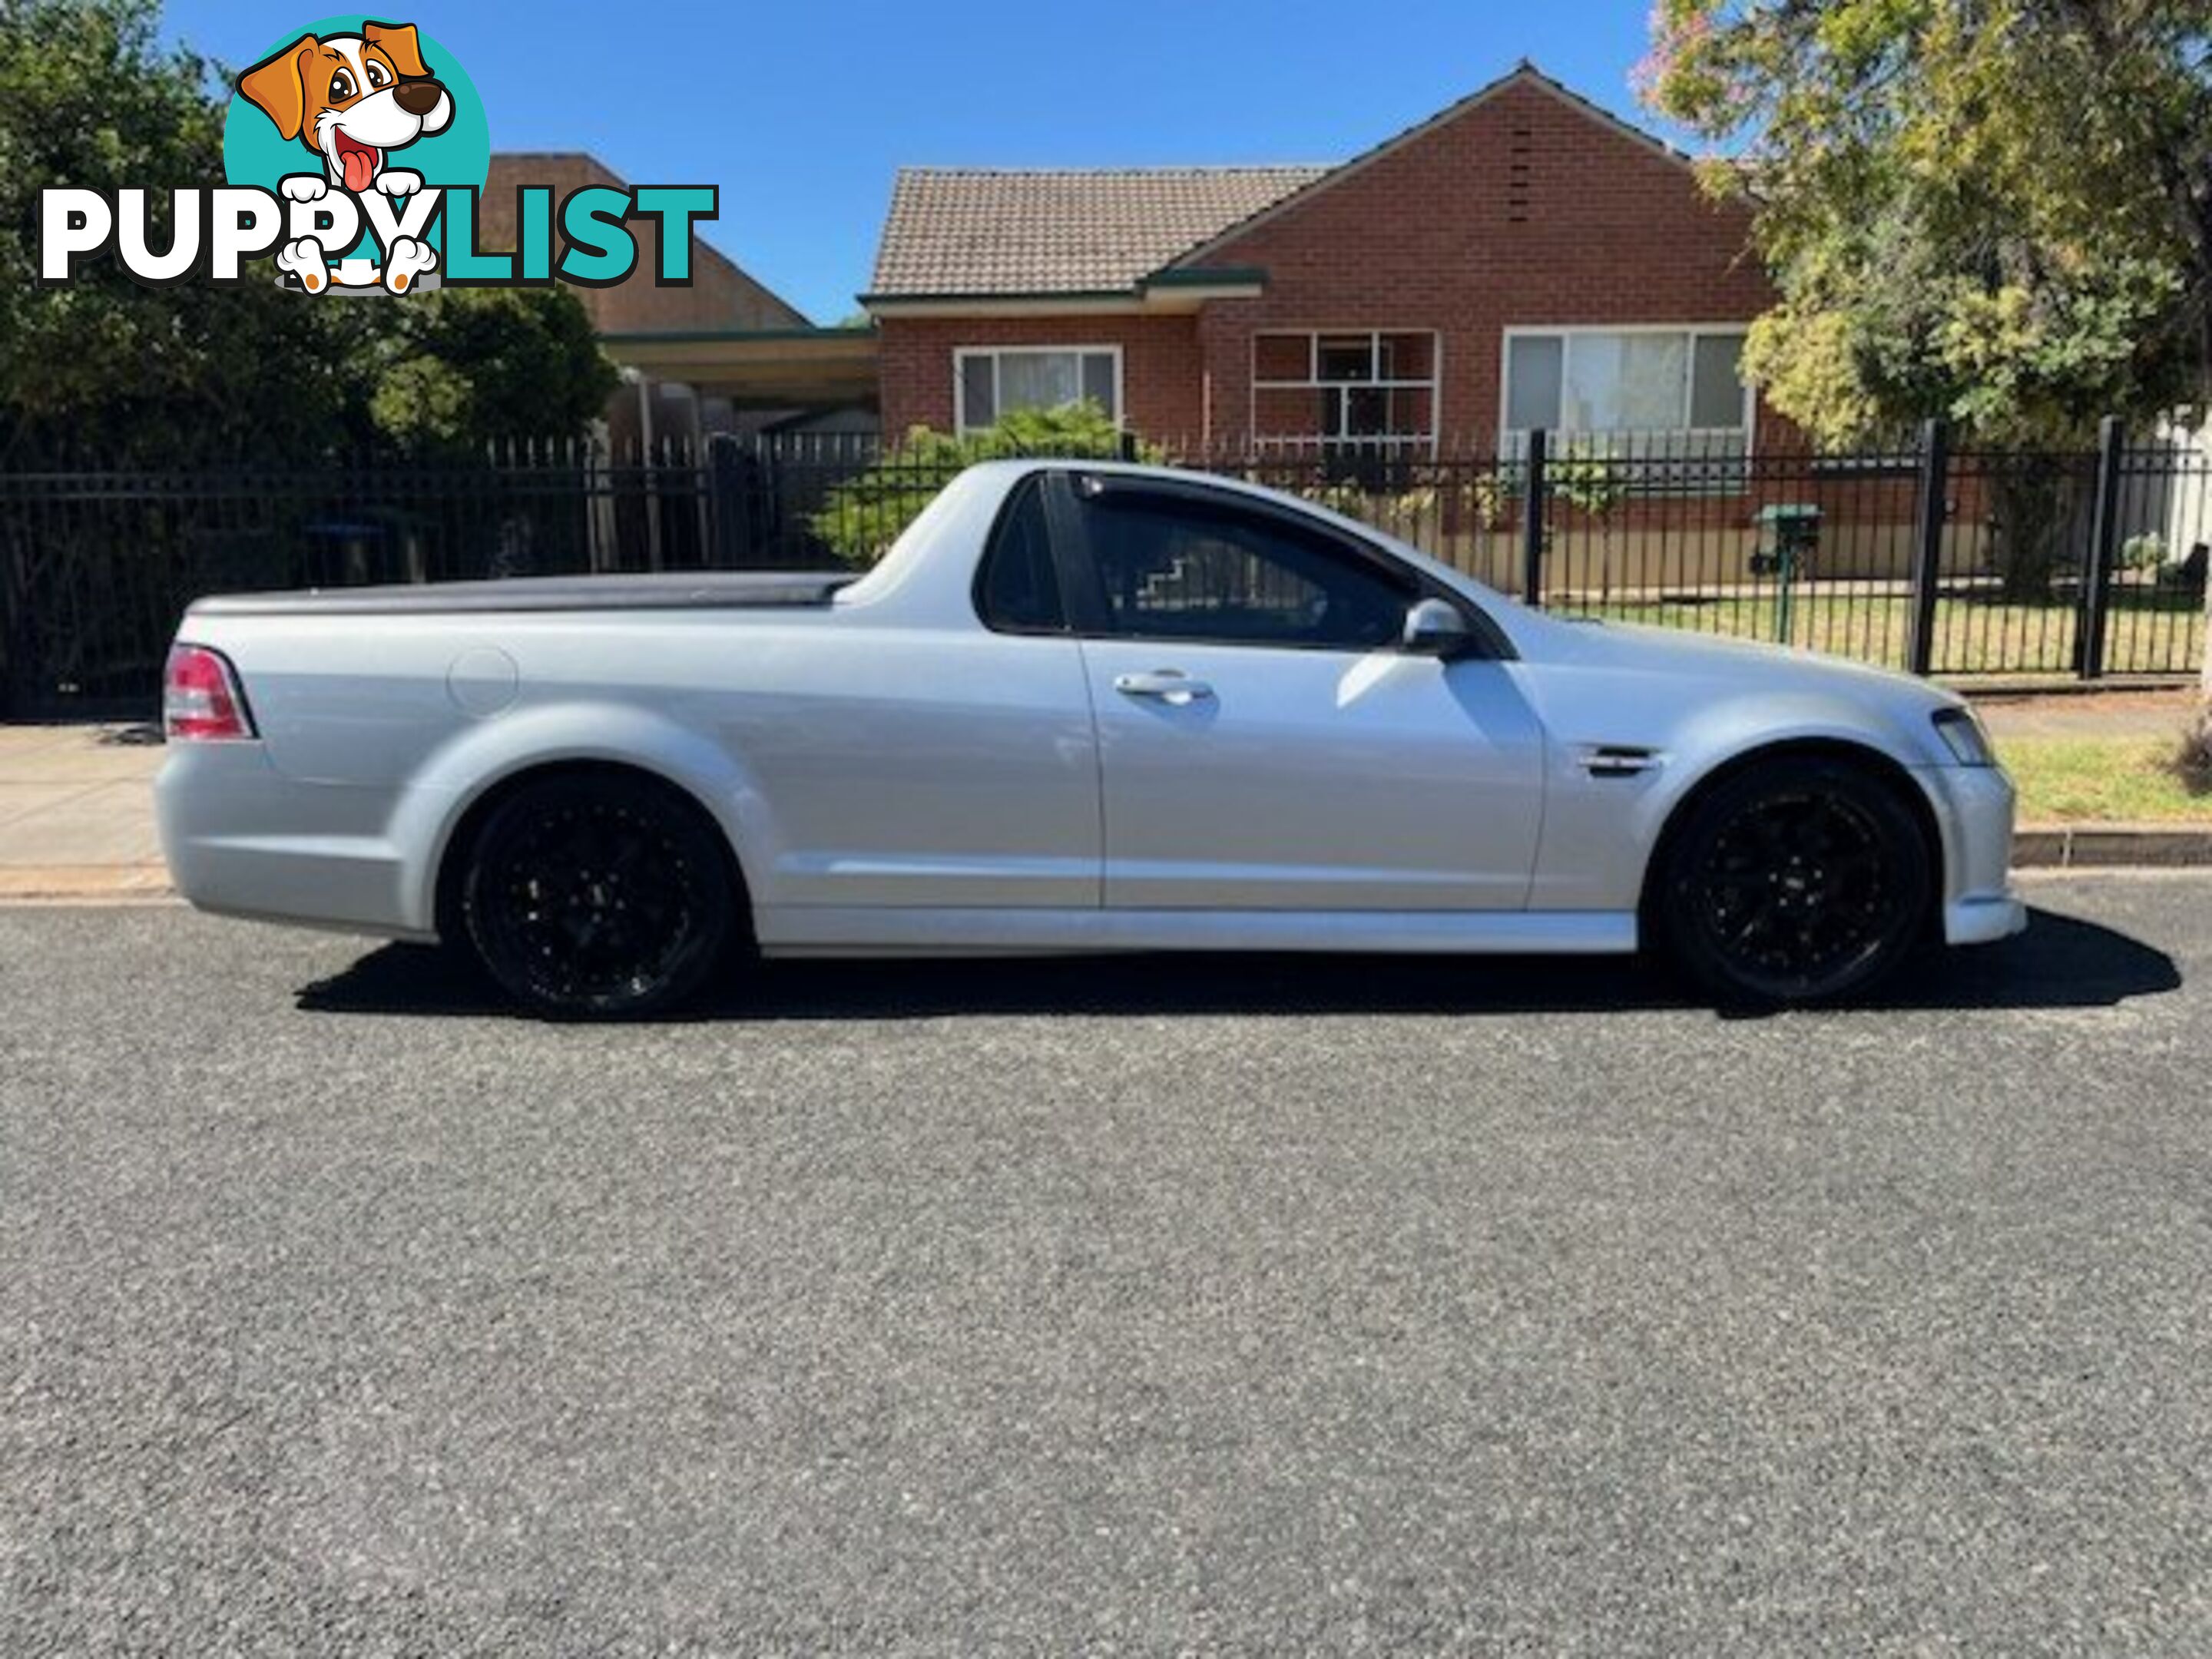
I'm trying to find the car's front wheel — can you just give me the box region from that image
[1654,757,1932,1006]
[460,771,736,1018]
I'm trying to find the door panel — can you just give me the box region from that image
[733,628,1101,909]
[1081,639,1545,909]
[1059,470,1546,912]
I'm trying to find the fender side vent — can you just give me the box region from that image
[1582,744,1661,779]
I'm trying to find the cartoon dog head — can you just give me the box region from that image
[237,21,453,194]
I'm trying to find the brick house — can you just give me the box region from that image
[861,64,1774,462]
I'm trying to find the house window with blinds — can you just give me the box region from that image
[955,348,1121,432]
[1502,326,1752,486]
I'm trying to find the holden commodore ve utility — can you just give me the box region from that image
[157,461,2024,1017]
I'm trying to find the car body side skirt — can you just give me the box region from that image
[752,906,1638,959]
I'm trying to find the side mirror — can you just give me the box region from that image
[1402,597,1475,657]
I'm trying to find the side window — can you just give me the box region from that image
[974,476,1065,634]
[1080,491,1413,650]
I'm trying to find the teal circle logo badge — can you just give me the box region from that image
[224,16,489,293]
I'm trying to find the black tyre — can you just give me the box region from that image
[1654,757,1932,1006]
[460,772,736,1018]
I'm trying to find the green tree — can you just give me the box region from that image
[810,402,1151,565]
[1640,0,2210,600]
[0,0,376,463]
[368,288,620,458]
[1,0,621,465]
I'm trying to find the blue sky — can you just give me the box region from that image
[164,0,1678,325]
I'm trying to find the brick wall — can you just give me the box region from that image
[1194,78,1774,449]
[876,314,1204,440]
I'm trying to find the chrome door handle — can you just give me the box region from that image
[1114,671,1214,706]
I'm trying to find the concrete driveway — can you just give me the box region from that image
[0,724,167,897]
[1,875,2206,1653]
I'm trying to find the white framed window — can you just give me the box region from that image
[1250,330,1440,458]
[1501,326,1752,455]
[955,346,1121,433]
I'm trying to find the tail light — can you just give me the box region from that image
[164,644,257,741]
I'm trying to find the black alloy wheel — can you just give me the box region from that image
[461,773,735,1018]
[1656,757,1932,1006]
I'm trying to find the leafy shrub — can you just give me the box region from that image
[810,402,1158,566]
[1270,469,1514,545]
[1548,440,1629,518]
[2120,531,2167,571]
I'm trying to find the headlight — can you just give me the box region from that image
[1932,707,1995,767]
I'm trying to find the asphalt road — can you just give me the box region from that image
[2,876,2209,1655]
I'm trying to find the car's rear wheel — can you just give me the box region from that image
[1654,757,1932,1006]
[460,772,734,1018]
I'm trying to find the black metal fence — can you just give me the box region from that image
[0,439,826,716]
[2,422,2207,717]
[1492,420,2208,680]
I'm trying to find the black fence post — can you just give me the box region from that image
[2076,414,2125,680]
[1906,417,1951,676]
[706,432,753,568]
[0,510,18,720]
[1522,426,1548,608]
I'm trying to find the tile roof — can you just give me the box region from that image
[863,67,1706,304]
[866,166,1330,297]
[1168,64,1699,270]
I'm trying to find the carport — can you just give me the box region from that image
[599,326,880,434]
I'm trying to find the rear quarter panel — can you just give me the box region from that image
[174,610,793,934]
[181,589,1101,933]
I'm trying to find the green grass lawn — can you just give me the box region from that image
[1994,733,2212,823]
[1576,588,2206,676]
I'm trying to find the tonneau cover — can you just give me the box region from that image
[187,570,857,618]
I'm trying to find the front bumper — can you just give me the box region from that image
[1916,763,2028,946]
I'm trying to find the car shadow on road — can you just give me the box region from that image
[295,906,2178,1023]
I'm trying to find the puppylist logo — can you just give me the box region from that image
[39,15,717,296]
[233,17,476,293]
